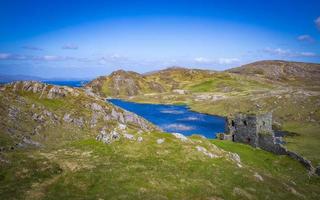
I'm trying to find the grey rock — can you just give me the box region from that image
[73,117,84,127]
[96,129,120,144]
[254,172,264,181]
[91,103,103,111]
[195,146,217,158]
[124,133,134,140]
[137,136,143,142]
[17,136,42,148]
[63,113,73,123]
[118,123,126,130]
[8,106,20,120]
[32,113,46,123]
[47,86,66,99]
[90,112,99,127]
[172,132,189,142]
[157,138,165,144]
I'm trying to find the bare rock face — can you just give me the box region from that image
[5,81,81,99]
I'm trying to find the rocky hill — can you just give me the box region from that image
[86,70,165,96]
[84,67,217,96]
[0,81,157,150]
[227,60,320,84]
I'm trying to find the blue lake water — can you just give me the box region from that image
[108,99,226,139]
[43,80,89,87]
[0,80,89,87]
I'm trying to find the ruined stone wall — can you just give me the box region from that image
[256,113,272,133]
[258,133,287,155]
[227,113,259,147]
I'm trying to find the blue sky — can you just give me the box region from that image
[0,0,319,78]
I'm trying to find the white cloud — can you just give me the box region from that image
[263,47,318,58]
[217,58,240,64]
[264,47,290,56]
[98,54,128,65]
[41,55,64,61]
[300,52,317,57]
[315,16,320,30]
[297,35,315,43]
[194,57,210,63]
[22,45,43,51]
[0,53,76,61]
[0,53,11,59]
[62,44,78,50]
[194,57,240,65]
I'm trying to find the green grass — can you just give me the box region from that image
[188,74,272,93]
[0,151,62,200]
[1,133,320,199]
[17,91,66,110]
[282,122,320,166]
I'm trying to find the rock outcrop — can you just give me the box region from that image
[0,81,158,149]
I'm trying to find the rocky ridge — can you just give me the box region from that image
[0,81,158,150]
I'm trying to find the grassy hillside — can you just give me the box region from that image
[1,132,320,199]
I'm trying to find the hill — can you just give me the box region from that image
[85,66,270,97]
[227,60,320,85]
[1,81,320,199]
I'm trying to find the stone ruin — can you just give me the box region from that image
[220,112,320,175]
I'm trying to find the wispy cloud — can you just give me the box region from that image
[297,35,315,43]
[0,53,11,59]
[263,47,290,56]
[22,45,43,51]
[0,53,76,61]
[98,54,128,65]
[62,43,78,50]
[194,57,210,63]
[194,57,240,65]
[263,47,318,58]
[217,58,240,64]
[315,16,320,30]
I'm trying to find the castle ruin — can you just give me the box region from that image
[220,112,318,174]
[224,112,286,154]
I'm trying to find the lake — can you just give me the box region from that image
[108,99,226,139]
[43,80,89,87]
[0,80,89,87]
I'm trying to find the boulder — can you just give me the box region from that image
[96,129,120,144]
[157,138,165,144]
[172,133,189,142]
[137,136,143,142]
[63,113,73,123]
[195,146,217,158]
[124,133,134,140]
[91,103,103,111]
